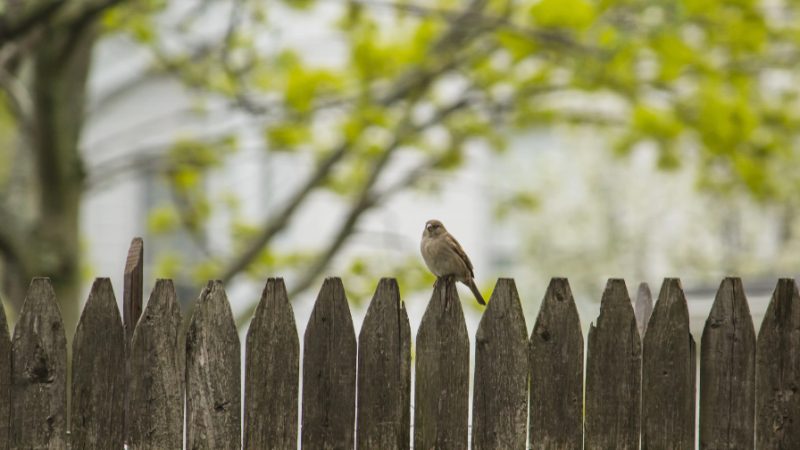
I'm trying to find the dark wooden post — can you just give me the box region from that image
[529,278,584,449]
[585,279,641,449]
[123,237,143,444]
[414,278,469,449]
[128,279,183,450]
[471,278,528,449]
[71,278,125,449]
[756,278,800,448]
[641,278,695,449]
[243,278,299,449]
[301,278,357,449]
[186,281,241,449]
[10,278,68,449]
[356,278,411,449]
[699,277,755,449]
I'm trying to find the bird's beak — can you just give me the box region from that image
[425,224,432,233]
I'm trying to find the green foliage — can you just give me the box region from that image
[89,0,800,305]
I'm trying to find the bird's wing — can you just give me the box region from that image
[445,233,475,278]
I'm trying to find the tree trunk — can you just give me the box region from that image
[1,21,96,338]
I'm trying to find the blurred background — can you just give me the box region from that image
[1,0,799,341]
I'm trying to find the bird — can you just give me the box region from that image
[420,219,486,305]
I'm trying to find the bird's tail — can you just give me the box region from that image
[465,279,486,305]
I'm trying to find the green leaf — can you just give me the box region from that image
[530,0,596,30]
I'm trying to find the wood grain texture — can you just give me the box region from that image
[0,296,11,448]
[128,279,183,450]
[471,278,528,450]
[186,281,241,450]
[356,278,411,450]
[123,237,143,444]
[635,282,653,338]
[71,278,125,449]
[243,278,299,450]
[585,279,641,450]
[529,278,583,450]
[301,277,357,450]
[756,278,800,449]
[641,278,695,450]
[414,278,469,450]
[699,277,755,449]
[10,278,68,449]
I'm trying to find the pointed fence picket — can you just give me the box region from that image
[300,278,357,449]
[356,278,411,450]
[71,278,125,449]
[471,278,528,450]
[185,281,241,449]
[243,278,299,449]
[128,279,183,450]
[756,278,800,448]
[585,279,641,450]
[413,278,470,450]
[3,239,800,449]
[10,278,68,449]
[699,277,755,449]
[642,278,696,449]
[529,278,584,449]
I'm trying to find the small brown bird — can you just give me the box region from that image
[420,219,485,305]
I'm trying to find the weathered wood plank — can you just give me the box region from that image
[529,278,583,450]
[585,279,641,450]
[356,278,411,450]
[0,296,11,448]
[123,236,143,444]
[756,278,800,448]
[71,278,125,449]
[301,277,357,449]
[10,278,68,449]
[635,282,653,338]
[471,278,528,450]
[128,279,183,450]
[641,278,695,449]
[186,281,241,450]
[243,278,299,450]
[699,277,755,449]
[414,278,469,450]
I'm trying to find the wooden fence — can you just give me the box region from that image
[0,238,799,449]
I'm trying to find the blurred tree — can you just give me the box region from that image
[1,0,799,330]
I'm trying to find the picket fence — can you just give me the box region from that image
[0,238,798,449]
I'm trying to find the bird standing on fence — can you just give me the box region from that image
[420,219,486,305]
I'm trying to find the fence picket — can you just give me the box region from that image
[699,277,755,449]
[71,278,125,449]
[10,278,67,449]
[585,279,641,450]
[641,278,695,449]
[756,278,800,448]
[414,278,469,449]
[356,278,411,449]
[0,296,10,448]
[243,278,299,449]
[471,278,528,449]
[123,237,143,444]
[301,277,357,449]
[529,278,583,449]
[186,281,240,449]
[128,279,183,450]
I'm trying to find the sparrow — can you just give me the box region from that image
[420,219,486,305]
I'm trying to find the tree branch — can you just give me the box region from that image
[0,0,64,42]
